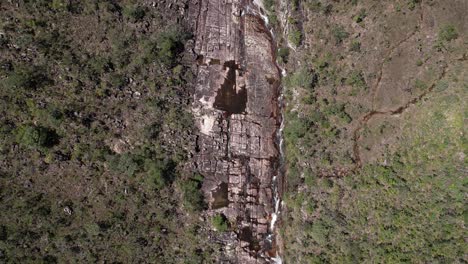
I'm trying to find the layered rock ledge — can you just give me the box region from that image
[191,0,282,262]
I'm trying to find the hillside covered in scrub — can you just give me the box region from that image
[0,1,216,263]
[276,0,466,262]
[0,0,466,263]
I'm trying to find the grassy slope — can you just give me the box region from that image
[280,0,467,262]
[284,83,466,262]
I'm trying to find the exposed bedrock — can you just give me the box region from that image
[191,0,282,262]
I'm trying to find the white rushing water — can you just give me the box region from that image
[271,91,285,264]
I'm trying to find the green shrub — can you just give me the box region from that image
[331,25,349,44]
[132,29,188,68]
[346,71,366,89]
[322,4,333,15]
[212,214,229,232]
[435,80,449,92]
[278,47,290,63]
[268,12,278,25]
[145,162,167,189]
[144,122,162,140]
[438,25,458,42]
[108,73,127,88]
[181,177,204,211]
[263,0,275,12]
[414,79,427,90]
[4,66,52,90]
[123,5,146,21]
[285,67,316,89]
[291,0,300,10]
[407,0,421,10]
[263,0,278,25]
[350,40,361,52]
[306,0,322,12]
[323,103,352,123]
[353,9,367,23]
[109,153,140,176]
[15,125,59,148]
[50,0,67,11]
[86,56,113,76]
[156,30,188,66]
[284,113,310,142]
[394,3,402,12]
[289,29,302,48]
[306,222,328,245]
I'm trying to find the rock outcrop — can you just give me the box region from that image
[191,0,282,262]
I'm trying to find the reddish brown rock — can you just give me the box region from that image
[191,0,281,262]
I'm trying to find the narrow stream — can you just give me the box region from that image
[271,92,285,264]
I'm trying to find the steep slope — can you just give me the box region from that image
[279,0,467,262]
[190,0,283,262]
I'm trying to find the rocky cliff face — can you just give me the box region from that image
[190,0,282,262]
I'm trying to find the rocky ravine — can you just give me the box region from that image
[190,0,283,262]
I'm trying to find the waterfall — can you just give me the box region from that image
[247,1,286,263]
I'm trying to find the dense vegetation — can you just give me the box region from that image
[0,1,215,263]
[279,0,466,262]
